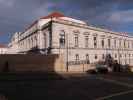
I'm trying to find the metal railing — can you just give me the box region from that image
[68,60,90,65]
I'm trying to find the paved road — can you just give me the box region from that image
[107,91,133,100]
[93,73,133,100]
[0,73,132,100]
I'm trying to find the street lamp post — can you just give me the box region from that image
[66,32,69,72]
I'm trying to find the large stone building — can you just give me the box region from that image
[0,44,8,54]
[8,12,133,72]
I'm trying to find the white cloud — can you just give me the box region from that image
[108,10,133,23]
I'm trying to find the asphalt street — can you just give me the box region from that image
[0,73,132,100]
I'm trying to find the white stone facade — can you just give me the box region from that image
[0,48,7,54]
[0,44,8,54]
[8,32,20,54]
[9,12,133,66]
[51,19,133,66]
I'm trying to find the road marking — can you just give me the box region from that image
[94,77,133,100]
[95,89,133,100]
[96,77,133,88]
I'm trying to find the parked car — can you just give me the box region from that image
[120,64,131,72]
[96,64,108,74]
[86,64,108,74]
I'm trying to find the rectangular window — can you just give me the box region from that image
[94,37,97,48]
[59,35,65,47]
[75,34,78,47]
[95,54,98,59]
[114,40,116,48]
[132,42,133,49]
[108,39,111,48]
[101,39,104,48]
[59,32,65,47]
[85,36,89,47]
[120,54,122,58]
[115,54,117,58]
[119,40,121,48]
[102,54,105,59]
[128,41,130,48]
[124,40,126,48]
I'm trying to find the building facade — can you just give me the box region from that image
[0,44,8,54]
[9,12,133,71]
[8,32,21,54]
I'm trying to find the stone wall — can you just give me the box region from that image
[0,54,61,72]
[68,64,91,72]
[0,54,93,73]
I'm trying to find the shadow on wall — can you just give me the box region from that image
[2,61,9,72]
[0,54,59,73]
[0,54,66,100]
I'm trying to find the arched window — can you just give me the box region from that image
[59,31,65,47]
[86,54,89,60]
[86,54,90,64]
[75,54,79,61]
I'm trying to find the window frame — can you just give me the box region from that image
[59,31,65,48]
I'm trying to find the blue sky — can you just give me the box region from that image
[0,0,133,44]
